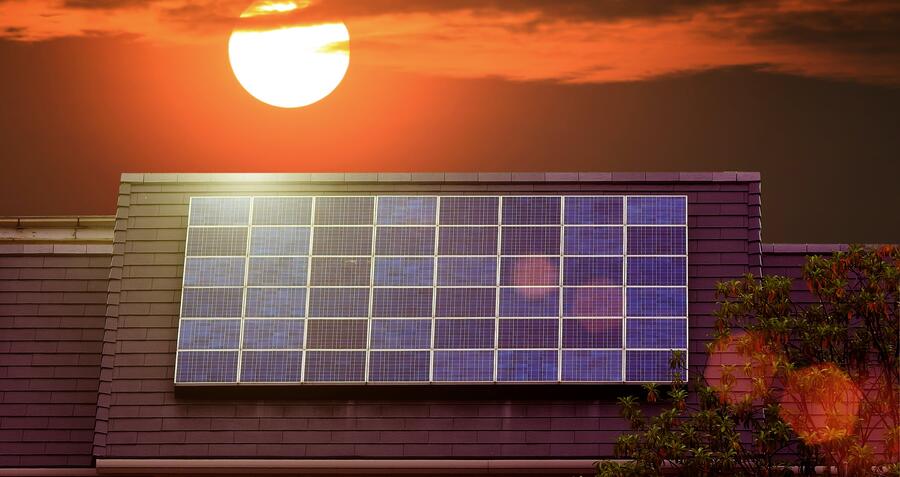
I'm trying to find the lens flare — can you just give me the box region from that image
[779,363,862,445]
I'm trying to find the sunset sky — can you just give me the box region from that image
[1,0,898,242]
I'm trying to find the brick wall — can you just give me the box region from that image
[0,243,111,467]
[96,172,763,460]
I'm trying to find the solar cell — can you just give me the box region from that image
[176,194,688,384]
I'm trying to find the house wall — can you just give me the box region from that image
[93,172,763,460]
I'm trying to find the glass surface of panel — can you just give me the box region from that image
[313,197,374,225]
[247,257,308,286]
[305,319,368,349]
[374,257,433,286]
[502,196,560,225]
[372,288,433,317]
[177,194,689,385]
[311,227,373,256]
[435,288,497,317]
[376,197,437,225]
[240,351,302,382]
[438,227,498,255]
[370,319,432,349]
[250,227,310,256]
[626,318,687,349]
[252,197,312,225]
[310,257,371,286]
[189,197,250,226]
[368,351,430,382]
[307,288,369,317]
[626,196,687,225]
[245,288,306,318]
[181,288,244,318]
[434,319,495,349]
[375,227,435,256]
[562,350,622,381]
[439,197,499,225]
[564,227,623,255]
[563,257,623,286]
[183,257,245,287]
[433,350,494,382]
[241,319,304,349]
[564,197,623,225]
[436,257,496,286]
[304,351,366,382]
[500,257,559,287]
[626,287,687,317]
[627,256,687,286]
[176,351,238,383]
[498,319,558,348]
[497,350,557,382]
[177,319,240,349]
[562,318,622,348]
[501,226,560,255]
[627,226,686,255]
[499,287,559,317]
[186,227,247,256]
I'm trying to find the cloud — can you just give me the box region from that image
[1,0,899,85]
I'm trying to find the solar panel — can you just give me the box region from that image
[175,195,688,384]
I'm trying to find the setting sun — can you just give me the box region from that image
[228,1,349,108]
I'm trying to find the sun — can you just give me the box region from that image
[228,1,350,108]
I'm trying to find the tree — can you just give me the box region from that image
[597,245,900,477]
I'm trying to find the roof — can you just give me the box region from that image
[0,216,115,252]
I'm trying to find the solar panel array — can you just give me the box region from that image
[175,195,688,384]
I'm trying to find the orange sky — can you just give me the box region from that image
[0,0,899,242]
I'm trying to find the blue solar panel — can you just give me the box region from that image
[240,351,302,382]
[439,197,498,225]
[433,350,494,382]
[498,319,558,348]
[368,351,430,382]
[176,194,688,384]
[370,319,431,349]
[499,287,559,317]
[242,319,304,349]
[627,196,686,225]
[564,227,623,255]
[502,196,560,225]
[437,257,496,286]
[245,288,306,317]
[564,197,623,225]
[177,319,241,349]
[310,257,370,286]
[250,227,310,255]
[434,319,495,349]
[183,258,245,286]
[372,288,432,317]
[304,351,366,382]
[247,257,307,286]
[562,350,622,381]
[497,350,557,382]
[374,257,433,286]
[375,227,435,255]
[435,288,496,317]
[376,197,437,225]
[437,227,497,255]
[501,227,560,255]
[305,319,368,349]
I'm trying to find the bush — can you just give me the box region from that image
[597,245,899,477]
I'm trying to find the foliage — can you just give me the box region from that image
[597,245,900,477]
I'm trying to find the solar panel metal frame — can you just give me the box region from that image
[175,194,688,385]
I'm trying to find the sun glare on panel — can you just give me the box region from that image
[228,1,349,108]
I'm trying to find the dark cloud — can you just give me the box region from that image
[63,0,155,8]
